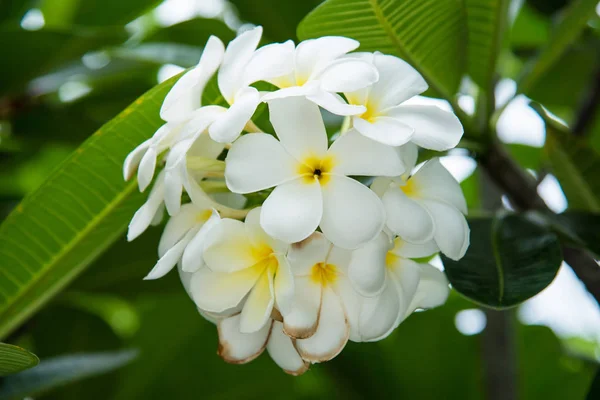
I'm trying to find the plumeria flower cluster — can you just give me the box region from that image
[123,26,469,375]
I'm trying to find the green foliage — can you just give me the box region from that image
[0,27,127,95]
[142,17,235,46]
[443,215,562,308]
[298,0,466,101]
[550,212,600,258]
[0,350,137,399]
[0,75,179,340]
[0,343,39,376]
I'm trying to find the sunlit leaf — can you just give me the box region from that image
[297,0,467,101]
[0,74,181,340]
[0,343,39,376]
[442,215,562,309]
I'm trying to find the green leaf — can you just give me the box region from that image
[0,350,137,399]
[230,0,322,42]
[542,114,600,211]
[518,0,599,94]
[297,0,467,101]
[0,0,33,24]
[0,343,39,376]
[442,215,563,309]
[0,74,181,340]
[0,27,127,95]
[510,4,551,49]
[39,0,161,28]
[550,212,600,258]
[465,0,511,91]
[142,17,235,46]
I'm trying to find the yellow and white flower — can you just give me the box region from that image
[225,96,404,249]
[372,143,470,260]
[190,207,293,333]
[342,52,464,148]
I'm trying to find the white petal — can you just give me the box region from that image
[386,105,463,151]
[190,263,264,312]
[268,96,328,160]
[163,168,184,217]
[240,271,275,333]
[288,232,332,276]
[225,133,299,194]
[294,36,359,81]
[382,186,435,243]
[387,257,421,317]
[282,276,322,339]
[260,83,316,102]
[397,142,419,175]
[358,275,401,342]
[178,106,226,142]
[157,203,199,257]
[161,36,224,122]
[328,129,404,176]
[391,237,439,259]
[333,276,362,342]
[370,53,428,110]
[296,287,349,362]
[203,218,260,273]
[127,171,165,241]
[274,254,295,316]
[218,26,262,102]
[244,40,295,86]
[123,139,150,181]
[409,158,468,214]
[370,177,392,198]
[306,91,366,116]
[137,147,157,192]
[347,232,390,296]
[420,200,470,260]
[144,226,199,280]
[217,314,271,364]
[243,207,287,253]
[261,178,323,244]
[181,209,220,272]
[353,115,414,147]
[320,176,385,249]
[317,58,379,93]
[406,263,450,314]
[208,87,260,143]
[267,321,309,375]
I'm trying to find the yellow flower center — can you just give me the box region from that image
[297,154,336,185]
[310,262,338,286]
[400,177,418,197]
[251,243,275,263]
[196,209,213,223]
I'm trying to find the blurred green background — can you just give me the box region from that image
[0,0,599,398]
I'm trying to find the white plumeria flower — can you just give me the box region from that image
[261,36,379,116]
[143,199,221,280]
[225,96,404,249]
[190,207,294,333]
[164,26,295,144]
[127,170,168,241]
[213,315,309,375]
[344,232,448,341]
[341,52,463,148]
[372,143,470,260]
[283,232,359,362]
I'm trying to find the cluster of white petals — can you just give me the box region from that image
[124,26,468,375]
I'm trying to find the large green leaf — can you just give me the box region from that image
[297,0,467,101]
[0,75,180,340]
[465,0,511,91]
[0,350,137,399]
[543,114,600,211]
[550,212,600,258]
[442,215,563,309]
[0,343,39,376]
[230,0,322,42]
[518,0,599,94]
[0,27,127,95]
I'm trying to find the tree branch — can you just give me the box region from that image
[477,140,600,306]
[573,65,600,137]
